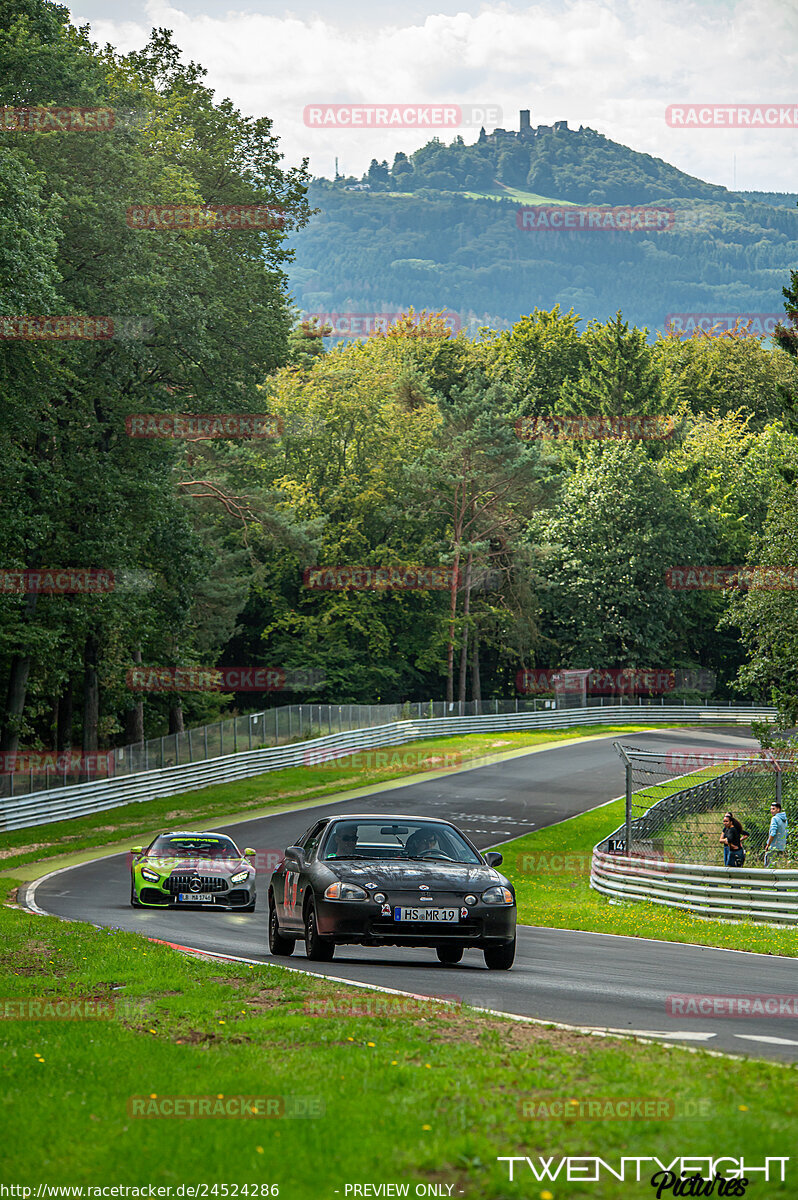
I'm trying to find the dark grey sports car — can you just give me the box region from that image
[267,814,516,969]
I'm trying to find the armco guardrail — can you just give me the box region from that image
[591,850,798,925]
[0,704,774,831]
[591,746,798,925]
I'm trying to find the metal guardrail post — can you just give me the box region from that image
[613,742,634,854]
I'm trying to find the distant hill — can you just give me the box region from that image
[287,115,798,336]
[357,117,731,206]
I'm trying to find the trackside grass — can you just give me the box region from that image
[0,889,794,1197]
[0,725,660,876]
[506,778,798,956]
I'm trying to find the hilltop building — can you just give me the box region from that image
[478,111,571,144]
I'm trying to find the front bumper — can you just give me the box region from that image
[133,873,256,908]
[314,895,516,946]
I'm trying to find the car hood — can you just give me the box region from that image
[328,860,508,890]
[142,856,250,876]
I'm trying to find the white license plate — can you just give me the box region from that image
[177,893,214,902]
[394,907,458,923]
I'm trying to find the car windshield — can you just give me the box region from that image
[320,820,481,864]
[148,835,241,859]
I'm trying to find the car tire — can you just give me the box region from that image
[268,895,295,956]
[436,945,463,965]
[304,897,335,962]
[130,880,140,908]
[484,938,515,970]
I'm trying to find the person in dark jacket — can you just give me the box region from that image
[720,812,749,867]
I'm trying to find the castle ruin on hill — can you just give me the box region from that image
[478,110,576,142]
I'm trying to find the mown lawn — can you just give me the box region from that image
[0,892,794,1197]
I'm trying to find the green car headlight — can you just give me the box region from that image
[230,870,250,885]
[141,867,160,882]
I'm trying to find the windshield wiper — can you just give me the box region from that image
[325,853,370,860]
[403,854,462,862]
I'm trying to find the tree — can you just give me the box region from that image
[533,442,708,668]
[725,474,798,719]
[561,311,664,418]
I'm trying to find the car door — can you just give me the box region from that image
[282,820,326,931]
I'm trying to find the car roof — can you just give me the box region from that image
[321,814,458,827]
[159,831,235,838]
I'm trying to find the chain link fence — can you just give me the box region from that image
[0,694,759,798]
[604,745,797,868]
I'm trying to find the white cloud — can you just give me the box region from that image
[75,0,798,190]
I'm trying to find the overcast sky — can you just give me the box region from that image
[68,0,798,192]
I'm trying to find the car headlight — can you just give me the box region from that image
[464,893,478,906]
[324,881,368,901]
[140,867,160,882]
[230,870,250,885]
[482,886,513,905]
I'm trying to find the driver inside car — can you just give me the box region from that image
[405,828,443,857]
[325,823,359,859]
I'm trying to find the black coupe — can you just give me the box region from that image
[267,814,517,969]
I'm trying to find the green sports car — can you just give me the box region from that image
[130,830,257,910]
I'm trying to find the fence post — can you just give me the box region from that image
[234,719,238,754]
[204,725,208,761]
[275,707,279,745]
[776,762,783,808]
[188,727,194,762]
[160,737,165,769]
[219,721,223,756]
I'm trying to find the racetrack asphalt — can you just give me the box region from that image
[25,726,798,1063]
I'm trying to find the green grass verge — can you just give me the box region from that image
[0,889,793,1195]
[506,772,798,956]
[0,725,660,877]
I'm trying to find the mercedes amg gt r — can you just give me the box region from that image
[267,814,516,969]
[129,831,257,910]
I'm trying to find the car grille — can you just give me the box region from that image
[165,875,228,894]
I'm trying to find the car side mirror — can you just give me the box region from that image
[130,847,144,855]
[244,848,256,856]
[484,851,503,867]
[284,846,306,866]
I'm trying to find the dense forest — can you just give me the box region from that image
[4,2,798,767]
[288,122,798,333]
